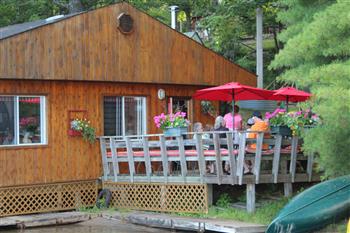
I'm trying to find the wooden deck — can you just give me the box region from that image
[99,131,318,184]
[99,131,320,212]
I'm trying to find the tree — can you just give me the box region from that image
[270,0,350,178]
[195,0,282,87]
[0,0,59,27]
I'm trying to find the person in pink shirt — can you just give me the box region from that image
[224,105,242,130]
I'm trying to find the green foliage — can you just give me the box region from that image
[271,0,350,177]
[269,110,320,136]
[0,0,59,27]
[71,118,96,144]
[176,197,289,225]
[197,0,281,87]
[216,193,232,208]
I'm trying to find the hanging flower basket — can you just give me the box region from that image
[70,118,96,143]
[68,129,82,137]
[163,127,188,137]
[154,112,190,136]
[270,125,292,136]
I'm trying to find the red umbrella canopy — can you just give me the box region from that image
[270,87,311,102]
[193,82,275,101]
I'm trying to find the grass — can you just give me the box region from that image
[176,197,289,225]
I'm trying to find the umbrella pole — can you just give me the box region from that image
[231,90,235,132]
[286,96,289,112]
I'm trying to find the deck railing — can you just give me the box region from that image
[99,131,318,186]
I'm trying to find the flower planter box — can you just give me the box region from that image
[163,127,188,137]
[68,129,82,137]
[270,125,292,136]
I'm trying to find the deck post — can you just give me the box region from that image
[207,184,213,206]
[284,183,293,197]
[246,183,256,213]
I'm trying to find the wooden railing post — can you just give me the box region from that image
[159,135,168,183]
[99,137,109,181]
[236,132,247,185]
[177,135,187,183]
[125,137,135,183]
[195,133,206,183]
[110,137,120,182]
[253,132,264,184]
[226,132,236,185]
[213,133,223,184]
[272,135,282,183]
[142,136,152,183]
[289,136,298,182]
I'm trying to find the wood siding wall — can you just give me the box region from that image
[0,80,214,187]
[0,3,256,87]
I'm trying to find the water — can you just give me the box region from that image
[0,217,180,233]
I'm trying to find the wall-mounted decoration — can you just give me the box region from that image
[117,12,134,34]
[157,89,165,100]
[68,110,87,137]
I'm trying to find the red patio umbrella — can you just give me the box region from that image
[193,82,275,130]
[270,87,311,111]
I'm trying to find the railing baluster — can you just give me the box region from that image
[236,132,247,185]
[253,132,264,184]
[99,138,109,181]
[195,133,205,184]
[110,137,120,182]
[159,135,168,184]
[143,137,152,183]
[226,132,236,185]
[125,137,135,183]
[177,136,187,183]
[289,136,298,182]
[272,135,282,183]
[213,133,223,184]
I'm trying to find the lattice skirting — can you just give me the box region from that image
[0,180,98,217]
[103,182,208,214]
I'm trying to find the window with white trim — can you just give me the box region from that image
[0,96,46,146]
[103,96,146,136]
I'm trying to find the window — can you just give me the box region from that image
[104,96,146,136]
[0,96,46,146]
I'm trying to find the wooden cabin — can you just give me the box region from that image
[0,3,256,216]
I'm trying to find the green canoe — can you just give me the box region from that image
[266,175,350,233]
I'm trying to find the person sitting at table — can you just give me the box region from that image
[213,116,229,138]
[247,111,270,149]
[244,111,271,174]
[212,116,231,174]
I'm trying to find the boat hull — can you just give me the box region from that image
[266,175,350,233]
